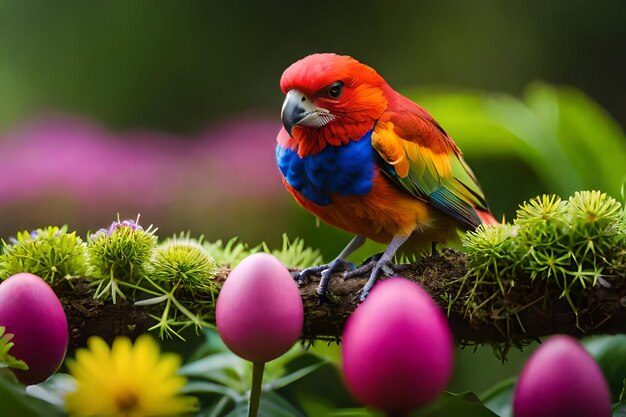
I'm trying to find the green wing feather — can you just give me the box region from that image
[373,110,490,229]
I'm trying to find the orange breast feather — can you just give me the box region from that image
[282,172,455,245]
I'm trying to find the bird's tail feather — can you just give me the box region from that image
[476,209,499,225]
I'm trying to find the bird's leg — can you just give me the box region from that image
[359,252,384,265]
[344,235,410,301]
[431,241,439,256]
[297,235,366,297]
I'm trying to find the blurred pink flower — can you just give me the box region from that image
[0,114,289,238]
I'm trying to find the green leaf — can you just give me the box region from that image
[204,396,233,417]
[480,377,516,417]
[328,392,498,417]
[188,327,232,360]
[613,402,626,417]
[182,381,242,402]
[410,392,499,417]
[25,373,75,407]
[179,351,245,377]
[262,343,311,381]
[550,85,626,196]
[179,351,246,390]
[262,343,332,389]
[223,391,306,417]
[264,361,328,391]
[307,340,342,367]
[405,88,526,158]
[584,335,626,402]
[326,409,381,417]
[407,84,626,198]
[485,88,578,193]
[0,372,65,417]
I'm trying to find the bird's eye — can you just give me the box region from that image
[328,81,344,98]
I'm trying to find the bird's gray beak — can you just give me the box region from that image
[281,90,334,135]
[281,90,307,135]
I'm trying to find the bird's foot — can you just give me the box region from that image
[344,256,396,301]
[431,241,439,256]
[343,253,389,279]
[297,258,355,298]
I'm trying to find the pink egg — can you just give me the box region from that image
[341,277,454,413]
[0,273,69,384]
[513,335,612,417]
[216,253,304,363]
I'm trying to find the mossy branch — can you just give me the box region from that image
[57,248,626,356]
[4,191,626,357]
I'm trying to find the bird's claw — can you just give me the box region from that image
[296,259,355,297]
[295,264,327,286]
[355,288,371,302]
[343,254,394,280]
[344,257,397,301]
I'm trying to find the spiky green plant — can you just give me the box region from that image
[135,233,219,340]
[568,190,623,226]
[135,233,323,340]
[514,195,573,285]
[0,226,87,286]
[566,191,624,278]
[86,218,157,303]
[0,326,28,371]
[460,223,527,330]
[462,223,520,294]
[515,194,568,226]
[460,190,626,333]
[148,234,218,294]
[203,237,259,267]
[203,234,323,268]
[261,233,323,268]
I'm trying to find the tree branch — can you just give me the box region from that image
[58,249,626,353]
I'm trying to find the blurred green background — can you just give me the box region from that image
[1,0,625,398]
[2,0,625,132]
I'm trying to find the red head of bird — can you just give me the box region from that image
[280,53,389,157]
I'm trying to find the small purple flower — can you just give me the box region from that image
[92,228,109,237]
[8,229,42,245]
[108,220,143,234]
[91,219,144,239]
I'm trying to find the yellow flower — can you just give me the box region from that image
[65,335,198,417]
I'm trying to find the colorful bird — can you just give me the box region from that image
[276,53,497,300]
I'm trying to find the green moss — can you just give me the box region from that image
[86,218,157,303]
[0,219,328,341]
[515,194,567,225]
[566,191,624,279]
[0,226,87,286]
[459,190,626,340]
[203,233,323,269]
[135,233,220,340]
[261,233,323,268]
[148,233,218,294]
[464,224,520,276]
[203,237,258,267]
[462,223,520,305]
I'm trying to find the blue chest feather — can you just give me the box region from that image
[276,130,376,206]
